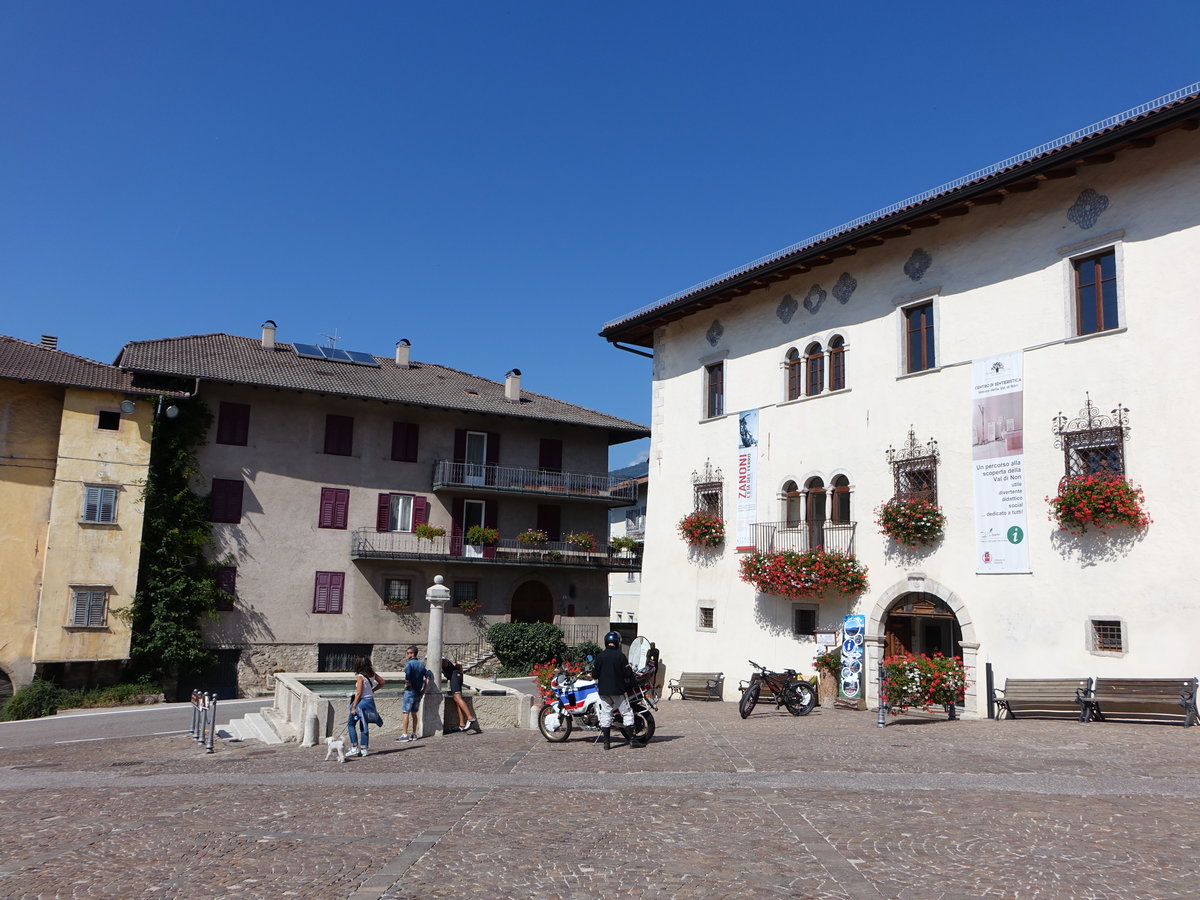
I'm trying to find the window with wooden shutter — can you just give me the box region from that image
[211,479,244,523]
[324,414,354,456]
[536,504,561,542]
[318,487,349,529]
[216,402,251,446]
[377,493,415,531]
[391,421,419,462]
[313,571,345,614]
[705,363,724,418]
[905,302,936,373]
[71,588,108,627]
[82,485,118,524]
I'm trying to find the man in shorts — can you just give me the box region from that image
[398,645,431,742]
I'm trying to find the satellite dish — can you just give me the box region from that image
[119,400,136,414]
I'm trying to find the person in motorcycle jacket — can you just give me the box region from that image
[593,631,645,750]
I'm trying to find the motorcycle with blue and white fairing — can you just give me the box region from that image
[537,663,657,744]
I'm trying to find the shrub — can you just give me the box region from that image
[610,535,637,552]
[1,680,66,721]
[487,621,567,675]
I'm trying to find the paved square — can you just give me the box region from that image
[1,701,1198,898]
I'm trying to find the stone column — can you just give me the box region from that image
[421,575,451,737]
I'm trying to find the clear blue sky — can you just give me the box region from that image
[2,2,1197,468]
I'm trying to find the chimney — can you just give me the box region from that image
[505,368,522,402]
[40,335,58,350]
[261,320,277,350]
[395,339,411,368]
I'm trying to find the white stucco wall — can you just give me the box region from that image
[634,127,1200,715]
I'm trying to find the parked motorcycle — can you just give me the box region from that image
[537,662,657,743]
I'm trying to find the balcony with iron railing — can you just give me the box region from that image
[431,460,637,505]
[351,528,643,571]
[750,520,857,555]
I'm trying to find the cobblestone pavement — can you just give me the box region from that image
[2,701,1199,899]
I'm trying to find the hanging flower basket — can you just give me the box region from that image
[738,549,868,600]
[1046,475,1151,535]
[875,497,946,548]
[881,653,966,714]
[677,510,725,549]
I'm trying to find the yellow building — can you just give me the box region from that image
[0,334,159,698]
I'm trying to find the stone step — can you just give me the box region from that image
[222,711,285,744]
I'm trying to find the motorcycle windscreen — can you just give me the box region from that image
[627,635,650,670]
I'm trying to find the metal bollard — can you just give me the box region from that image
[206,693,217,753]
[876,659,887,728]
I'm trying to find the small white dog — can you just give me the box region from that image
[324,734,347,763]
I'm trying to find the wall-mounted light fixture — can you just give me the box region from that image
[119,400,136,414]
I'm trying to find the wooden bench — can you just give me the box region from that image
[993,678,1092,721]
[667,672,723,701]
[1082,678,1198,727]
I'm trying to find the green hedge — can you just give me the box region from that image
[0,680,162,722]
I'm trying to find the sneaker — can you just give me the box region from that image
[468,720,482,734]
[359,748,369,757]
[347,747,360,757]
[396,734,411,742]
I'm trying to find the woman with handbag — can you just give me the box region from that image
[347,656,385,757]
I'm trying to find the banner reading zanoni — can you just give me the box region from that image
[972,351,1030,574]
[735,409,758,550]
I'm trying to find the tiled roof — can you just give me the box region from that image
[117,333,650,439]
[602,81,1200,341]
[0,334,159,395]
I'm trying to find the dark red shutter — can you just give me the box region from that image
[451,498,464,556]
[325,415,353,456]
[314,572,345,614]
[212,479,244,523]
[453,429,467,463]
[376,493,392,532]
[333,489,348,529]
[539,439,563,472]
[413,496,428,525]
[537,504,561,542]
[486,433,500,466]
[483,500,498,559]
[319,488,335,528]
[217,402,250,446]
[392,422,419,462]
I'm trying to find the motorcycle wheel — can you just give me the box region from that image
[738,683,760,719]
[537,704,573,742]
[783,681,817,717]
[633,709,656,744]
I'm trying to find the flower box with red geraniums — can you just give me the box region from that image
[457,598,482,614]
[875,497,946,548]
[738,549,868,600]
[516,528,549,547]
[1046,475,1151,535]
[880,652,967,714]
[677,510,725,549]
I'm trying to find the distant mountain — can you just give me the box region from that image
[609,461,649,481]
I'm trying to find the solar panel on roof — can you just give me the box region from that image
[321,347,353,362]
[293,343,325,359]
[345,350,381,367]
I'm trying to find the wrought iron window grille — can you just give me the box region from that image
[692,459,724,517]
[886,427,939,504]
[1051,394,1129,483]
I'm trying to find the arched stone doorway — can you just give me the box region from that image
[865,575,980,716]
[510,580,554,623]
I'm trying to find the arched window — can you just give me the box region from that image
[828,335,846,391]
[805,342,824,397]
[805,476,826,548]
[831,474,851,523]
[782,480,803,527]
[785,348,803,401]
